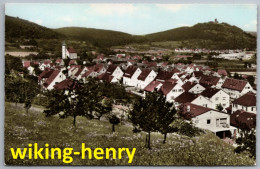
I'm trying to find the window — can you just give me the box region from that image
[215,97,219,101]
[207,119,211,124]
[178,89,182,92]
[223,97,226,101]
[252,107,254,111]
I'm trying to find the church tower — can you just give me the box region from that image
[62,40,67,59]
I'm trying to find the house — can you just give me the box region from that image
[55,58,64,66]
[159,81,184,102]
[217,69,228,77]
[23,61,35,75]
[69,60,77,66]
[155,70,174,82]
[230,110,256,131]
[182,81,206,94]
[42,70,66,90]
[144,81,163,93]
[137,69,157,89]
[98,73,115,83]
[72,67,88,81]
[39,60,52,71]
[68,65,81,77]
[54,78,82,90]
[174,92,211,108]
[105,65,124,82]
[201,88,230,109]
[81,68,98,83]
[38,68,55,86]
[123,66,142,87]
[199,75,225,89]
[231,92,256,114]
[179,103,237,139]
[93,63,107,75]
[221,78,253,99]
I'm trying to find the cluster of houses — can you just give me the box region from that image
[23,43,257,141]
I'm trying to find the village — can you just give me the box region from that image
[18,40,256,144]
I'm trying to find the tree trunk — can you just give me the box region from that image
[148,131,151,149]
[73,115,76,127]
[26,108,29,113]
[163,133,167,144]
[112,124,115,132]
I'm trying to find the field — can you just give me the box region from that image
[4,102,255,166]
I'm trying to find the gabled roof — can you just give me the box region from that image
[222,78,248,91]
[54,78,82,90]
[43,70,60,88]
[106,65,117,74]
[182,81,197,91]
[230,110,256,130]
[233,92,256,107]
[55,58,63,63]
[159,81,178,95]
[218,69,228,76]
[43,60,51,65]
[123,66,138,78]
[82,69,95,77]
[193,71,204,78]
[38,68,54,80]
[144,81,162,92]
[174,92,199,104]
[67,48,76,53]
[200,88,220,98]
[155,71,174,81]
[171,68,180,74]
[137,69,152,81]
[69,60,76,65]
[74,69,84,77]
[199,75,220,86]
[179,103,212,119]
[94,63,105,73]
[98,73,114,83]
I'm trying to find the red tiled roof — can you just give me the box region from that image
[43,60,51,65]
[193,71,204,78]
[106,65,117,74]
[137,69,152,81]
[74,69,84,77]
[171,68,180,74]
[160,81,178,95]
[233,92,256,107]
[69,60,76,65]
[54,78,81,90]
[179,103,212,119]
[218,69,228,76]
[199,75,220,86]
[43,70,60,88]
[230,110,256,130]
[55,58,63,63]
[144,81,162,92]
[123,66,138,78]
[97,55,104,60]
[82,69,95,77]
[94,63,104,73]
[155,71,174,81]
[98,73,114,83]
[174,92,199,104]
[222,78,248,91]
[144,62,157,67]
[182,81,197,91]
[23,61,30,68]
[200,88,220,98]
[67,48,76,53]
[38,68,54,80]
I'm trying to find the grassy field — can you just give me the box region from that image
[5,102,255,166]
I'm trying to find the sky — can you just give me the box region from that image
[5,3,257,35]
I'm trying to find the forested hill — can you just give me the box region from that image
[54,27,146,47]
[5,15,63,40]
[5,15,256,49]
[145,22,256,49]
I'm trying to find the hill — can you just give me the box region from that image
[5,102,255,165]
[145,22,256,50]
[54,27,146,47]
[5,15,63,40]
[5,15,256,49]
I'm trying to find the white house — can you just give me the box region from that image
[160,81,184,102]
[231,92,256,114]
[137,69,157,89]
[174,92,212,108]
[201,88,230,109]
[42,70,66,90]
[221,78,254,100]
[179,103,237,139]
[123,66,142,87]
[106,65,124,82]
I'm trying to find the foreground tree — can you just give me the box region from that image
[129,92,177,149]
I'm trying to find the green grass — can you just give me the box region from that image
[5,102,255,166]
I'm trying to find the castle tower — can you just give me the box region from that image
[62,40,67,59]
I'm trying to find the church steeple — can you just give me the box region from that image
[62,40,67,59]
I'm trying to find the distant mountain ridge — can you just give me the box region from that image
[5,15,256,50]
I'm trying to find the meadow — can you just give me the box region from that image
[5,102,255,166]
